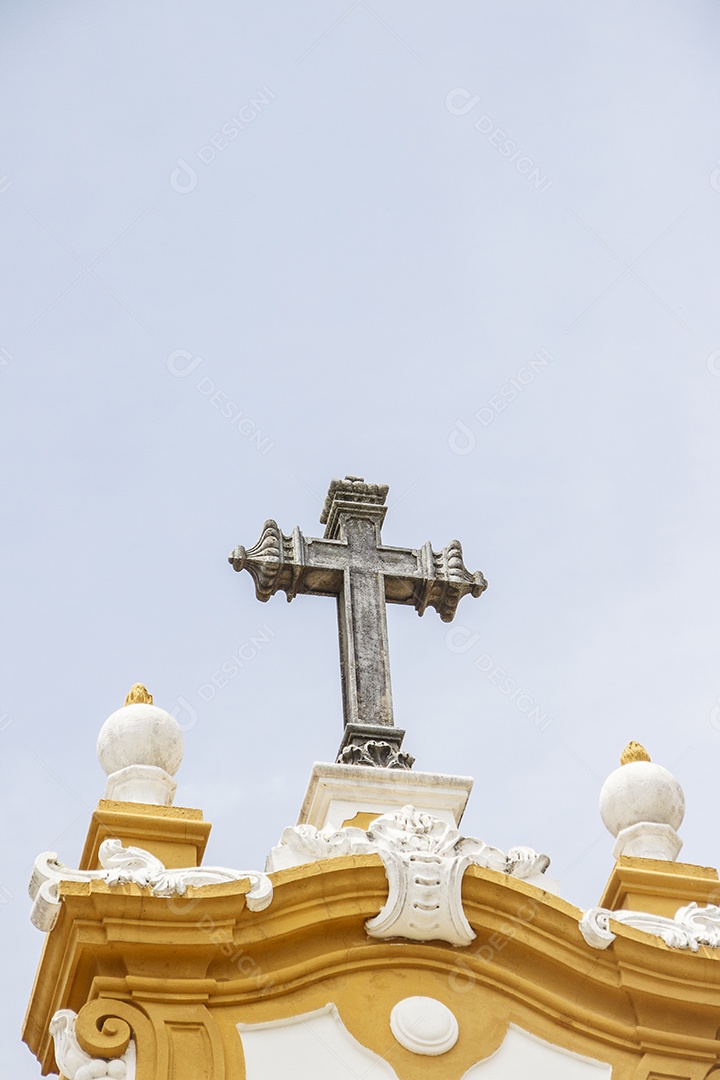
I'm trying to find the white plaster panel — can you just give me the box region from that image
[237,1004,399,1079]
[298,762,473,830]
[462,1025,611,1079]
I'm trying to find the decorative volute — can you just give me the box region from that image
[96,684,184,806]
[599,742,685,861]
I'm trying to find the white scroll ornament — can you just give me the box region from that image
[579,902,720,952]
[50,1010,135,1080]
[29,838,273,932]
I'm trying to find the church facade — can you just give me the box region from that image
[22,478,720,1079]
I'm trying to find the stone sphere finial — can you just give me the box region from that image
[96,685,184,806]
[599,742,685,861]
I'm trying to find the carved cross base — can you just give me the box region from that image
[336,724,415,770]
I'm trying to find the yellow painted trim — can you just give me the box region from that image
[78,800,211,871]
[341,810,381,830]
[600,857,720,918]
[24,854,720,1078]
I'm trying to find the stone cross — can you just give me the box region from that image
[228,476,487,768]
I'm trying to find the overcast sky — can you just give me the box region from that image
[3,2,720,1073]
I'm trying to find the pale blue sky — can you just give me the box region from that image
[2,2,720,1072]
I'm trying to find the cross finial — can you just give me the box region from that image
[229,476,487,768]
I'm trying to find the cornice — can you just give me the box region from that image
[24,854,720,1076]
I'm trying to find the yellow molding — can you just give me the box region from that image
[85,955,720,1062]
[24,852,720,1078]
[600,857,720,918]
[340,810,382,829]
[79,800,211,871]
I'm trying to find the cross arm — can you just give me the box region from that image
[380,539,487,622]
[228,519,487,624]
[228,520,351,602]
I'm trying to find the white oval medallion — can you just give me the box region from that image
[390,996,458,1056]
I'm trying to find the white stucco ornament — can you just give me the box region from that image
[579,901,720,952]
[29,839,273,932]
[267,804,555,947]
[390,996,458,1056]
[599,742,685,860]
[49,1010,135,1080]
[96,685,183,805]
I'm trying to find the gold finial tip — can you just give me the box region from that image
[125,684,153,706]
[620,741,651,765]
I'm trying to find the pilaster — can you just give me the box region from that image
[79,800,211,871]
